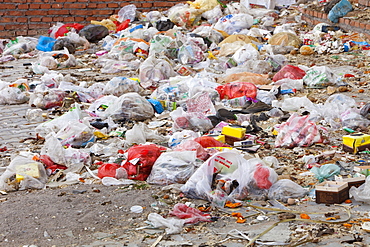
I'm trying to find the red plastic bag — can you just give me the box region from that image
[253,164,273,189]
[194,136,230,148]
[170,203,211,224]
[98,163,121,179]
[272,65,306,82]
[116,19,130,32]
[55,23,85,38]
[122,144,164,181]
[216,81,257,100]
[174,140,209,161]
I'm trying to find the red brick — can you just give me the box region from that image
[17,4,29,9]
[322,13,327,19]
[7,11,24,16]
[64,3,86,8]
[0,30,15,37]
[40,4,51,9]
[29,4,41,9]
[352,20,361,27]
[5,24,27,30]
[366,23,370,30]
[142,2,152,8]
[345,19,350,25]
[0,4,16,9]
[63,17,75,22]
[0,17,14,23]
[27,29,38,36]
[153,2,175,7]
[30,17,42,22]
[77,0,89,2]
[51,4,63,8]
[16,17,28,22]
[42,17,53,22]
[48,9,69,15]
[96,3,107,8]
[0,25,4,31]
[26,10,44,15]
[16,30,28,36]
[29,23,50,29]
[53,16,65,22]
[108,3,119,8]
[87,3,97,8]
[96,9,114,15]
[339,18,345,24]
[360,22,366,29]
[13,0,27,2]
[86,16,95,21]
[74,16,85,22]
[69,9,90,15]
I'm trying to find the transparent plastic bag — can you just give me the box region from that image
[268,179,308,202]
[147,151,196,185]
[232,43,260,65]
[303,66,338,88]
[55,121,94,148]
[174,139,209,161]
[350,176,370,204]
[87,95,118,119]
[168,130,201,148]
[275,113,327,148]
[214,14,253,35]
[103,77,144,96]
[0,87,28,105]
[170,107,213,132]
[105,93,154,121]
[0,153,48,191]
[125,122,167,145]
[118,4,137,22]
[268,32,301,48]
[139,56,176,88]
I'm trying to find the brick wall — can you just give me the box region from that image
[0,0,188,39]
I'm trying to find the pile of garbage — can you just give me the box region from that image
[1,0,370,245]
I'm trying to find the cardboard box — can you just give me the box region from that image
[315,181,349,204]
[335,175,366,188]
[343,133,370,154]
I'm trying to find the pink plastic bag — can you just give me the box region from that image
[216,81,257,100]
[272,65,306,82]
[274,113,328,148]
[174,140,209,161]
[170,203,211,224]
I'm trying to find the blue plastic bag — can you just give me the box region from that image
[311,163,340,182]
[328,0,353,23]
[36,36,56,52]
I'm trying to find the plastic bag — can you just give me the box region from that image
[268,32,301,48]
[194,136,230,148]
[98,163,127,179]
[36,36,56,52]
[202,4,223,23]
[139,56,176,88]
[221,72,270,85]
[349,176,370,204]
[174,140,208,161]
[29,89,65,109]
[0,153,48,191]
[125,122,167,145]
[272,65,306,82]
[146,213,185,234]
[168,130,201,148]
[40,133,67,165]
[170,107,213,132]
[168,4,201,28]
[103,77,143,96]
[147,151,196,185]
[303,66,338,88]
[118,4,137,23]
[268,179,308,202]
[0,87,28,105]
[186,92,216,116]
[178,39,205,65]
[310,164,340,182]
[55,121,94,148]
[122,144,164,181]
[105,93,154,122]
[248,158,278,193]
[214,14,253,35]
[54,23,84,38]
[79,24,109,43]
[275,113,328,148]
[232,44,260,65]
[170,203,211,224]
[216,81,258,100]
[328,0,353,23]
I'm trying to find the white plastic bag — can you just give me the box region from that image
[268,179,308,202]
[170,107,213,132]
[214,14,253,35]
[0,87,28,105]
[139,56,176,88]
[103,77,143,96]
[147,151,196,185]
[350,176,370,204]
[147,213,185,234]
